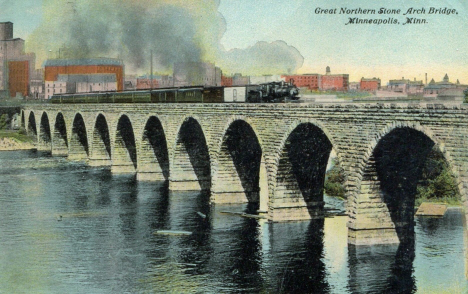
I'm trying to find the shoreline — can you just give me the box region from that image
[0,137,35,151]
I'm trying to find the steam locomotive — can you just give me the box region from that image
[247,80,300,103]
[50,81,300,104]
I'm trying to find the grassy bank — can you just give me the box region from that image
[0,129,35,150]
[0,130,34,143]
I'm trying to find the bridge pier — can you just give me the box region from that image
[169,179,208,191]
[88,157,111,167]
[51,145,68,156]
[137,171,166,181]
[347,157,399,245]
[68,152,87,161]
[269,201,325,222]
[211,160,254,203]
[111,162,136,174]
[36,143,51,152]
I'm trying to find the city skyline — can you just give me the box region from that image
[0,0,466,83]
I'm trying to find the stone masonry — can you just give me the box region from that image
[22,102,468,246]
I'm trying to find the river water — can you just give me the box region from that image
[0,150,466,293]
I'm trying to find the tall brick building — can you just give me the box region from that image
[0,22,36,97]
[8,60,29,97]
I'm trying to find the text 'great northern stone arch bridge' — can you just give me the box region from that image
[21,102,468,246]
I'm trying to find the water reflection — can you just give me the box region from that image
[0,151,466,293]
[348,240,415,294]
[267,219,330,293]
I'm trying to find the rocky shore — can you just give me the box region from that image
[0,137,35,151]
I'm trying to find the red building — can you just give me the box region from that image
[136,78,159,90]
[360,77,381,92]
[221,75,233,87]
[320,75,349,91]
[8,60,29,97]
[318,66,348,91]
[282,74,320,90]
[44,58,124,91]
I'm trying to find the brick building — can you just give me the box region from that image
[360,77,381,92]
[8,60,29,97]
[221,75,233,87]
[136,78,159,90]
[282,67,348,91]
[0,22,36,97]
[44,58,124,99]
[320,66,349,91]
[135,75,173,90]
[282,74,320,90]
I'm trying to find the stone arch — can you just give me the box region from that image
[89,113,112,167]
[27,111,37,137]
[38,112,52,151]
[170,117,211,191]
[349,122,458,245]
[112,114,137,173]
[211,119,268,212]
[138,116,169,181]
[271,121,334,221]
[273,119,344,174]
[52,112,68,156]
[69,112,89,161]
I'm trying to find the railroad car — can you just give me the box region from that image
[50,82,299,104]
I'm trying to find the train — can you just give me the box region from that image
[50,81,300,104]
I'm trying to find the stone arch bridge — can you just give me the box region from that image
[22,102,468,246]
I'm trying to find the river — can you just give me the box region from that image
[0,150,466,293]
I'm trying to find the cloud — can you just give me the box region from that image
[220,40,304,75]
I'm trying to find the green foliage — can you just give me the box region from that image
[324,164,346,198]
[18,127,27,135]
[416,148,460,206]
[0,114,9,130]
[0,130,33,143]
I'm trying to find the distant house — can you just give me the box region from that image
[424,74,457,96]
[388,77,424,94]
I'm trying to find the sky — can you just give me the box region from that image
[0,0,467,83]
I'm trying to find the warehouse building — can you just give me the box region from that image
[44,58,124,99]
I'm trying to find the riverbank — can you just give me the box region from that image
[0,137,35,150]
[0,130,35,151]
